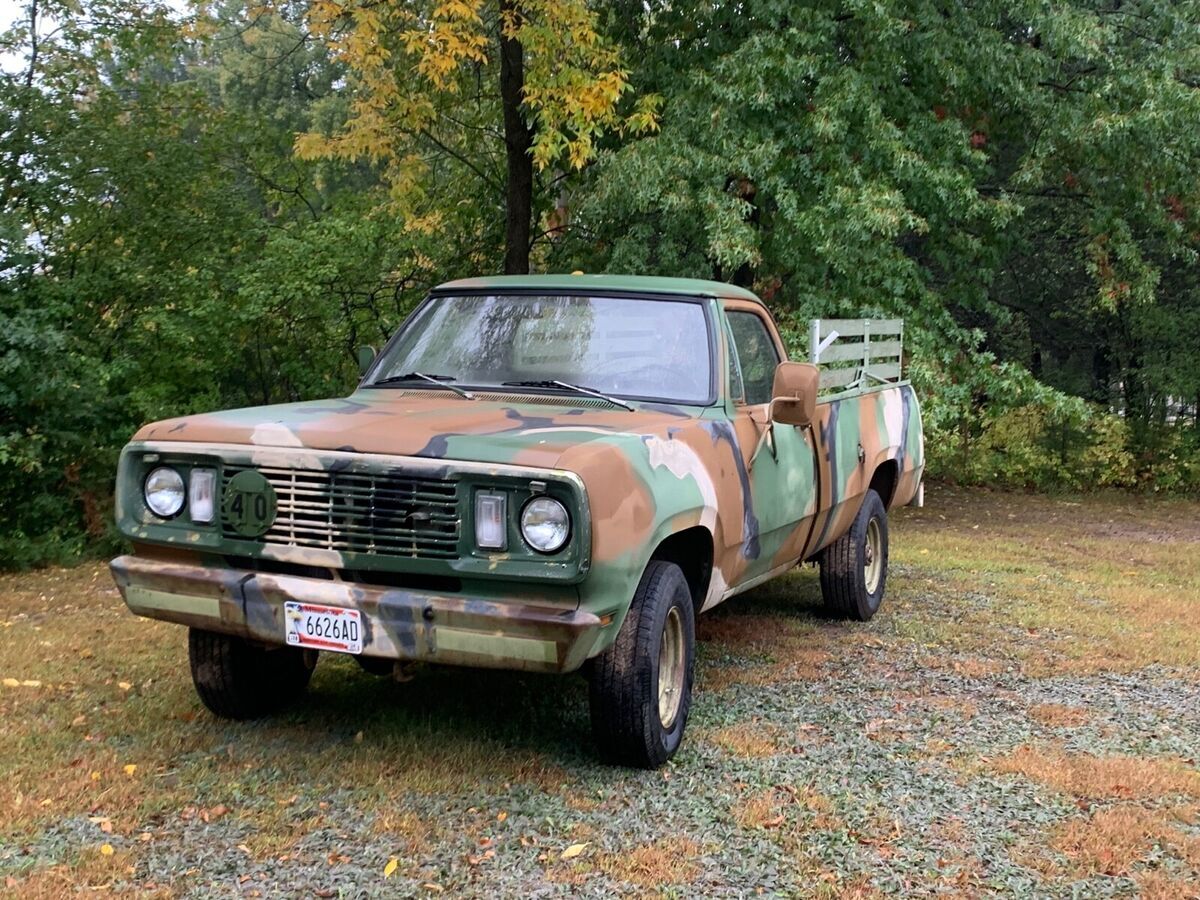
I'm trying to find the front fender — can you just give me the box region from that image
[562,431,726,657]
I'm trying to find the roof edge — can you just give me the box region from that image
[433,273,763,304]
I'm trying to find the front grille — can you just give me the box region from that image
[221,465,460,559]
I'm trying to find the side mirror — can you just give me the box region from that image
[770,362,818,428]
[356,346,377,376]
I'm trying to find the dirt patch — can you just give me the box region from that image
[731,789,786,830]
[993,745,1200,800]
[706,722,781,758]
[698,614,832,691]
[1028,703,1091,728]
[594,836,702,887]
[918,655,1006,679]
[1051,804,1200,876]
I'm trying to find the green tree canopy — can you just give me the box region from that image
[1,0,1198,567]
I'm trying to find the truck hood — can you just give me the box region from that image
[132,389,701,470]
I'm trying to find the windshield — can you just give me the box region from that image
[370,294,714,404]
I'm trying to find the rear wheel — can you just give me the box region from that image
[819,488,889,621]
[188,629,315,719]
[587,561,695,768]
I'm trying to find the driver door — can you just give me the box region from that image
[723,302,819,578]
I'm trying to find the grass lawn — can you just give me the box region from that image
[1,484,1198,897]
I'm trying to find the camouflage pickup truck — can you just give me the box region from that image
[111,274,923,767]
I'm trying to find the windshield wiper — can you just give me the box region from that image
[373,371,474,399]
[501,379,633,411]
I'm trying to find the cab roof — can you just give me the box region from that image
[433,273,763,304]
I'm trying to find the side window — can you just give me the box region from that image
[725,317,746,403]
[726,311,780,406]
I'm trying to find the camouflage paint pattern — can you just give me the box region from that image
[110,276,923,673]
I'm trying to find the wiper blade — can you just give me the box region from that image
[501,379,633,411]
[373,371,474,399]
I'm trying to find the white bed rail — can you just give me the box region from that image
[809,318,904,392]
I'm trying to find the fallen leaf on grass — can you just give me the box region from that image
[1,678,19,688]
[384,858,398,878]
[123,764,137,776]
[99,844,114,856]
[560,842,589,860]
[497,810,508,822]
[118,682,132,691]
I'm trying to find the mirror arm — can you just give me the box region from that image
[749,400,782,470]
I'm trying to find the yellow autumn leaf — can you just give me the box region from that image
[560,842,588,860]
[20,680,41,688]
[100,844,114,856]
[384,857,398,878]
[2,678,19,687]
[123,764,137,776]
[117,682,132,691]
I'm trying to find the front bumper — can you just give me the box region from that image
[110,555,604,673]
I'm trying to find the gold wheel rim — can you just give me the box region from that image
[658,606,685,729]
[864,517,882,594]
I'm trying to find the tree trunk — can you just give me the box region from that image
[499,0,533,275]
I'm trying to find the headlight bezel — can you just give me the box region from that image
[519,495,571,554]
[143,466,186,519]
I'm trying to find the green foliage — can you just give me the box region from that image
[1,0,1199,569]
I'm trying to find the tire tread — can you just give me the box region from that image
[818,489,888,621]
[588,561,693,768]
[188,629,311,720]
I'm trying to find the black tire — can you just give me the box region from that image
[188,629,314,720]
[819,488,889,621]
[355,655,394,677]
[587,560,696,768]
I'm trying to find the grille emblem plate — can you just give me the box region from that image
[222,470,278,537]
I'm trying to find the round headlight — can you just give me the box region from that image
[520,497,570,553]
[144,467,185,518]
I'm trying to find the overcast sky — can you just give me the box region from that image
[1,0,27,75]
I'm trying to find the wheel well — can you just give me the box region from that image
[869,460,899,508]
[650,527,713,611]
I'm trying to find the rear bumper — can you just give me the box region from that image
[110,555,604,673]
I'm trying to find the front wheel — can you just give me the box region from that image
[819,488,889,621]
[587,561,696,768]
[188,629,315,719]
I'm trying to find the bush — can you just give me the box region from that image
[912,344,1196,493]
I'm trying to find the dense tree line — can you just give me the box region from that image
[2,0,1198,567]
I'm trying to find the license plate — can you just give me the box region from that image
[284,601,363,655]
